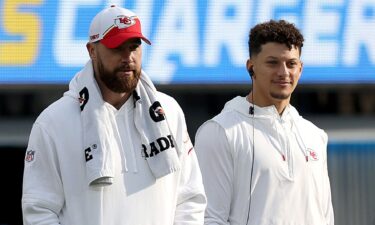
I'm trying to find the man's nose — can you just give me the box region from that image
[277,63,289,77]
[120,49,132,62]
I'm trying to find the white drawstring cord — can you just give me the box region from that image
[290,117,309,162]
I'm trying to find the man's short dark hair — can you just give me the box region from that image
[248,20,304,57]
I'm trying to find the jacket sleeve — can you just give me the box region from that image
[322,132,335,225]
[22,122,64,225]
[195,121,232,225]
[173,107,207,225]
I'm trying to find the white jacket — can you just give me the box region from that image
[195,96,334,225]
[22,91,206,225]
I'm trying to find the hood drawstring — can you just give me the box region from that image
[276,107,309,163]
[290,117,309,162]
[272,116,287,161]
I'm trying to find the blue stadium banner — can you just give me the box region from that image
[0,0,374,84]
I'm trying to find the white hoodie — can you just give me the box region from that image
[22,91,206,225]
[195,96,334,225]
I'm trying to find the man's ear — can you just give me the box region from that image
[296,60,303,80]
[86,42,97,60]
[246,59,254,78]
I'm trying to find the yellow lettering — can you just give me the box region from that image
[0,0,42,65]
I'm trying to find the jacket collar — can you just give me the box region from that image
[222,96,300,121]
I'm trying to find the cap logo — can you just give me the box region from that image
[114,16,136,29]
[90,34,99,41]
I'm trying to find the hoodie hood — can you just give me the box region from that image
[221,96,301,122]
[220,96,309,161]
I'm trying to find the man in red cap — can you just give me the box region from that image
[22,5,206,225]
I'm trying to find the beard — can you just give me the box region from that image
[96,57,141,94]
[270,92,291,100]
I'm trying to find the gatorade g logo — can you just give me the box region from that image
[149,101,165,122]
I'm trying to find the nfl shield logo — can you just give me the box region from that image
[25,150,35,162]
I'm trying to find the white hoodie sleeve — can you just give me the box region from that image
[173,106,207,225]
[22,122,64,225]
[195,121,233,225]
[322,132,335,225]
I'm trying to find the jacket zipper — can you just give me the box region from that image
[280,118,293,179]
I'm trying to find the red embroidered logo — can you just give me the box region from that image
[308,148,319,161]
[90,34,99,41]
[114,16,136,29]
[119,17,132,25]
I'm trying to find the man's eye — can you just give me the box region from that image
[288,62,298,67]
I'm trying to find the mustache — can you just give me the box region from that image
[115,64,134,72]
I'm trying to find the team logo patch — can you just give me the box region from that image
[25,150,35,162]
[89,34,99,41]
[114,16,136,29]
[307,148,319,161]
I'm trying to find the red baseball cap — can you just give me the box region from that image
[88,5,151,48]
